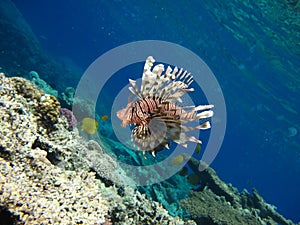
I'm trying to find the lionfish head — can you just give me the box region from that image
[116,102,134,127]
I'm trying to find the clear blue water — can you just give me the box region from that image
[11,0,300,222]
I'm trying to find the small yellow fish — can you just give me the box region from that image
[187,174,201,186]
[101,115,109,121]
[80,118,98,134]
[195,143,201,154]
[171,154,184,166]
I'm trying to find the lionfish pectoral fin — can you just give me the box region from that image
[194,104,214,111]
[172,133,202,147]
[196,110,214,119]
[181,143,188,148]
[197,121,211,129]
[179,121,211,132]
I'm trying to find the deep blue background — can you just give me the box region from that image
[11,0,300,222]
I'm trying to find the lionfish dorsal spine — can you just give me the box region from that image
[141,56,157,97]
[129,79,143,100]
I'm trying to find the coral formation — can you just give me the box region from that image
[181,189,261,225]
[29,70,58,97]
[9,76,61,130]
[61,86,76,106]
[180,157,295,225]
[59,107,77,129]
[0,73,108,224]
[0,72,296,225]
[0,73,194,225]
[0,155,108,224]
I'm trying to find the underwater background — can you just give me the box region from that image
[1,0,300,223]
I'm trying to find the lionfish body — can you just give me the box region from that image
[117,56,214,156]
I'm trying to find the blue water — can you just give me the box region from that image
[11,0,300,222]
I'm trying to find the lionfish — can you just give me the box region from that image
[117,56,214,156]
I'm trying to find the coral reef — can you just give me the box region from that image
[0,154,108,224]
[9,75,61,130]
[92,136,299,224]
[61,86,76,106]
[59,107,77,129]
[181,189,261,225]
[29,70,58,97]
[0,72,296,225]
[0,73,194,225]
[180,157,296,225]
[0,73,108,224]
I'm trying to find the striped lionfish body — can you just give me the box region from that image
[117,56,214,156]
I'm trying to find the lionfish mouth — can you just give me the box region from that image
[116,56,214,157]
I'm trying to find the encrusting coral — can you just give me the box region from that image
[9,75,61,130]
[29,70,58,97]
[0,73,108,224]
[59,107,77,129]
[0,72,195,225]
[180,157,295,225]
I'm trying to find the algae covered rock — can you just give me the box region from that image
[181,189,261,225]
[180,157,296,225]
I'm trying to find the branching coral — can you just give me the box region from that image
[59,107,77,129]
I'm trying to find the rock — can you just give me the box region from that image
[181,157,296,225]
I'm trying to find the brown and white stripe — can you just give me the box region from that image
[116,56,214,156]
